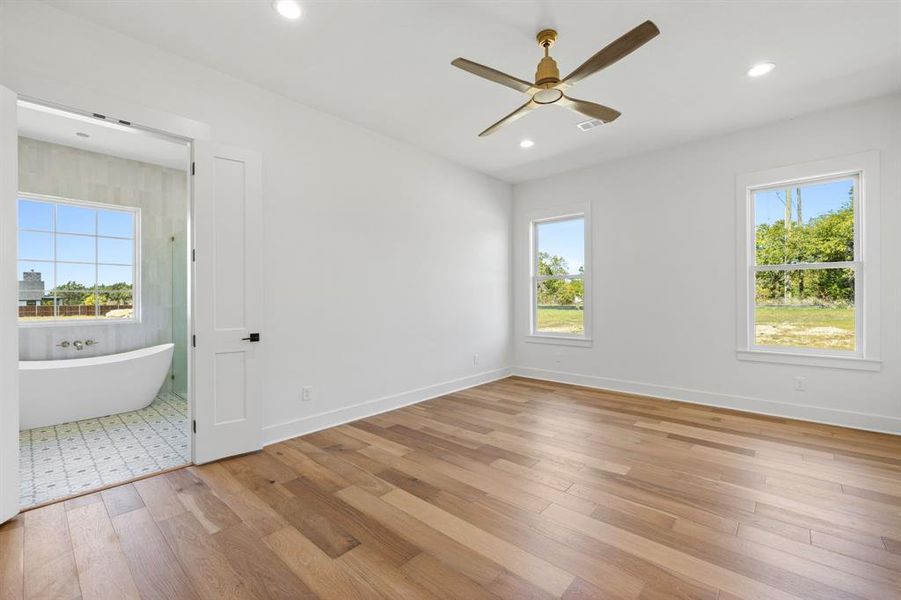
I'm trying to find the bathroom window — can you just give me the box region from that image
[17,194,140,324]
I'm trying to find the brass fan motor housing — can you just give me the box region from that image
[535,56,560,86]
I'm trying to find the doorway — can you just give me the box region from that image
[15,100,193,508]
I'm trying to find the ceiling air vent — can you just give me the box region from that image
[577,118,604,132]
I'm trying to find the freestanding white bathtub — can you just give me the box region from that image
[19,343,174,430]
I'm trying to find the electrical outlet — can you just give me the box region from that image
[794,376,806,392]
[302,386,313,401]
[473,353,479,366]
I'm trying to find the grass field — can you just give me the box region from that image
[538,305,854,349]
[537,307,584,335]
[755,305,854,350]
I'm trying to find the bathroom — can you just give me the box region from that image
[15,102,190,508]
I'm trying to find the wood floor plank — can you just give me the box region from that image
[281,476,420,566]
[156,511,254,600]
[340,423,415,456]
[337,545,441,600]
[190,465,288,537]
[22,503,80,600]
[212,522,317,599]
[0,517,24,600]
[400,552,500,600]
[336,485,503,585]
[133,474,186,522]
[542,503,803,600]
[382,487,575,597]
[110,507,199,600]
[12,377,901,600]
[66,501,141,600]
[100,484,144,518]
[263,525,385,599]
[284,438,395,496]
[166,469,242,534]
[255,481,361,558]
[738,524,901,588]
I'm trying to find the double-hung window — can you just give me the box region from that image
[736,153,880,370]
[17,194,140,324]
[530,212,590,343]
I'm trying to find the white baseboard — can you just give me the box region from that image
[262,367,513,446]
[512,366,901,435]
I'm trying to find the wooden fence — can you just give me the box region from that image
[18,304,133,318]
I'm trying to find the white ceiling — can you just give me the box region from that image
[45,0,901,183]
[18,103,189,170]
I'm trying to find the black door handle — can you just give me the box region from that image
[242,333,261,342]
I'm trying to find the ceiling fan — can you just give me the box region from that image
[451,20,660,136]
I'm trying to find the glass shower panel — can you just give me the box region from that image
[171,229,188,398]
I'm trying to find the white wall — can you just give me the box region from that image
[513,94,901,433]
[0,1,512,442]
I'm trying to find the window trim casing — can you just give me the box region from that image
[526,205,592,347]
[17,192,142,328]
[735,152,881,371]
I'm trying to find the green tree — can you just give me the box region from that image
[54,281,89,305]
[536,254,583,307]
[99,282,133,305]
[755,190,854,305]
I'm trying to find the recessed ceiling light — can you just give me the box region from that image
[274,0,302,20]
[75,132,90,138]
[519,139,535,149]
[747,62,775,78]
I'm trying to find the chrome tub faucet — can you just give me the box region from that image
[57,339,98,351]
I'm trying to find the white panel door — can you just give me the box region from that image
[0,85,20,524]
[192,141,263,464]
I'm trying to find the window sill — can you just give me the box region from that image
[736,349,881,372]
[525,335,593,348]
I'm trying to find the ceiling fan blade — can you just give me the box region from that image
[479,100,538,137]
[559,95,621,123]
[562,20,660,85]
[452,58,535,94]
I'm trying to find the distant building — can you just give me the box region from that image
[18,270,46,306]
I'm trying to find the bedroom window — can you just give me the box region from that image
[736,153,881,370]
[530,213,590,344]
[17,194,140,324]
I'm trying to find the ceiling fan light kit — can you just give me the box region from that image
[451,20,660,137]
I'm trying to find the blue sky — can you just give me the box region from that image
[755,178,853,227]
[537,217,584,273]
[17,199,134,289]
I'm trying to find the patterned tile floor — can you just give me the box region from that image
[19,391,189,508]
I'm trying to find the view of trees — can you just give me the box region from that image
[536,252,583,307]
[755,186,854,305]
[52,281,133,305]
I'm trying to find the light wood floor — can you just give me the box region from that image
[2,376,901,600]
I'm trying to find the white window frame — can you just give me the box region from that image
[17,192,142,327]
[735,152,880,371]
[527,205,592,347]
